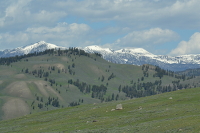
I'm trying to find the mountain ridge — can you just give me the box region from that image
[1,41,200,71]
[83,45,200,71]
[0,41,65,57]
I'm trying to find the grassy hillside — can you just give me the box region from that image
[0,87,200,132]
[0,48,200,120]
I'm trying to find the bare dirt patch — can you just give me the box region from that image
[6,81,34,99]
[0,81,3,85]
[2,98,30,120]
[34,81,64,101]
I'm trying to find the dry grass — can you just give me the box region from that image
[5,81,34,99]
[2,97,30,120]
[33,81,64,101]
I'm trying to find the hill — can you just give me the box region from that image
[0,87,200,132]
[0,48,199,120]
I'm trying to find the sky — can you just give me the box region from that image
[0,0,200,56]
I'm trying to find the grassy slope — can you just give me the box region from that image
[0,87,199,133]
[0,53,200,121]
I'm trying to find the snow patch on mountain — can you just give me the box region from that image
[116,48,152,55]
[84,45,114,53]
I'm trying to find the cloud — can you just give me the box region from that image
[107,28,179,49]
[0,23,93,49]
[1,0,200,31]
[56,0,200,29]
[0,0,67,31]
[98,27,131,36]
[169,32,200,56]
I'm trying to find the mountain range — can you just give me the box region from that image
[1,41,200,71]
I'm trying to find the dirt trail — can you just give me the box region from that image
[6,81,33,99]
[2,98,30,120]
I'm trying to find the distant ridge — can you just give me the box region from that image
[1,41,200,71]
[83,45,200,71]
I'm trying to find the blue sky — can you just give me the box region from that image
[0,0,200,56]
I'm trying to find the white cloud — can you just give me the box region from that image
[109,27,130,34]
[109,28,179,48]
[1,0,200,30]
[0,0,67,30]
[169,32,200,56]
[56,0,200,29]
[0,23,93,49]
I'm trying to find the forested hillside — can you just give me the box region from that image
[0,48,199,120]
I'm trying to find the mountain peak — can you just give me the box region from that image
[21,41,63,54]
[37,40,46,44]
[23,41,58,48]
[0,41,65,57]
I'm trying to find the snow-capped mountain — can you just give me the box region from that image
[1,42,200,71]
[0,41,65,57]
[83,45,200,71]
